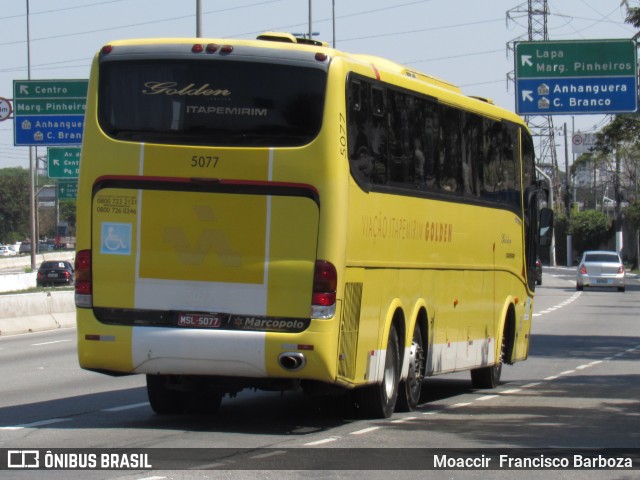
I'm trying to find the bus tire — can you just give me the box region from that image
[470,331,506,389]
[397,322,425,412]
[146,374,184,414]
[354,325,400,418]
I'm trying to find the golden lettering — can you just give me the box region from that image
[142,81,231,97]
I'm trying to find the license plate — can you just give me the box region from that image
[177,313,221,328]
[48,273,58,278]
[596,279,610,284]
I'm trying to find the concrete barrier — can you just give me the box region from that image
[0,290,76,336]
[0,272,37,292]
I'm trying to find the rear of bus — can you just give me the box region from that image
[75,37,346,411]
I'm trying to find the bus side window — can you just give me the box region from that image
[351,80,362,112]
[348,79,372,183]
[437,104,462,193]
[372,87,385,117]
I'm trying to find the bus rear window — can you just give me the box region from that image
[98,60,326,147]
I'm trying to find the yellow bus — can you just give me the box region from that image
[75,33,552,418]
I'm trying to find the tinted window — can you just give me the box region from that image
[99,60,326,147]
[585,253,620,263]
[347,75,523,211]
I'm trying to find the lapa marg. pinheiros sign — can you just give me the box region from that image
[515,39,637,115]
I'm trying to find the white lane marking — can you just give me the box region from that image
[1,418,71,430]
[304,437,339,446]
[560,370,575,375]
[477,395,499,401]
[391,416,417,423]
[350,426,381,435]
[31,340,72,346]
[500,389,521,394]
[535,292,581,317]
[521,382,541,388]
[544,375,559,381]
[102,402,150,412]
[450,402,472,408]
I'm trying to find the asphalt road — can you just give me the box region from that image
[0,266,639,479]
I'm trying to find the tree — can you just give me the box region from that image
[569,209,610,255]
[0,168,30,243]
[59,201,77,235]
[625,200,640,268]
[623,1,640,30]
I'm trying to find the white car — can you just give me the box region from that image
[576,250,625,292]
[0,245,16,256]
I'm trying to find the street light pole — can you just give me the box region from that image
[27,0,36,270]
[196,0,202,37]
[308,0,312,40]
[332,0,336,48]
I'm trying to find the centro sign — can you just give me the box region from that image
[13,79,88,146]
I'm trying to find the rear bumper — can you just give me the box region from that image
[77,309,338,383]
[576,274,625,288]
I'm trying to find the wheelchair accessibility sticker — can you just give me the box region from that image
[101,222,132,255]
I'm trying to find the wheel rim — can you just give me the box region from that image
[383,336,397,400]
[494,332,506,380]
[407,336,425,397]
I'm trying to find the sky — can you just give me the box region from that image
[0,0,636,170]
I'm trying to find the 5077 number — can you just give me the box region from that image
[191,155,219,168]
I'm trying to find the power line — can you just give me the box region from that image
[341,17,503,43]
[0,0,125,21]
[0,0,285,47]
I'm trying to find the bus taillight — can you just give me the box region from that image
[311,260,337,319]
[75,249,93,308]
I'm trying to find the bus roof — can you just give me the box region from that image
[99,33,525,127]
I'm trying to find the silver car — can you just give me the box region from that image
[576,250,625,292]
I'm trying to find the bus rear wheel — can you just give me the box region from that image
[470,332,506,389]
[397,323,425,411]
[354,325,400,419]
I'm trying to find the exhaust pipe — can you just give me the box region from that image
[278,352,306,372]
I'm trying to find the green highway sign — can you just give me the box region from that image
[13,79,88,146]
[15,98,86,116]
[14,80,88,99]
[516,39,636,78]
[515,39,637,115]
[58,180,78,200]
[48,147,81,179]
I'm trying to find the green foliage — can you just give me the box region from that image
[0,168,77,243]
[625,200,640,231]
[0,168,30,243]
[569,209,611,254]
[59,201,77,234]
[624,4,640,29]
[594,114,640,153]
